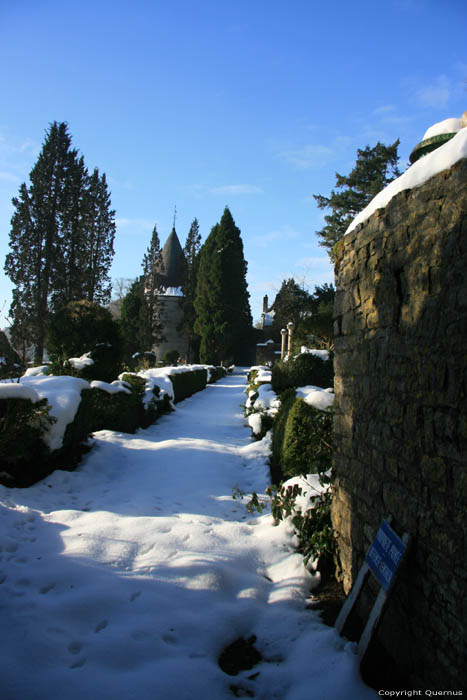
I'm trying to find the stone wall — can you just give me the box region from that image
[331,158,467,690]
[154,295,189,362]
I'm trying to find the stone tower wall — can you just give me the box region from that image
[154,295,189,362]
[331,158,467,689]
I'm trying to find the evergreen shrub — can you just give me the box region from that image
[129,352,157,372]
[271,352,334,393]
[0,331,23,379]
[88,386,143,433]
[162,349,180,366]
[208,366,227,383]
[270,388,297,482]
[47,300,123,382]
[0,396,54,486]
[119,373,171,427]
[280,398,333,479]
[50,387,95,471]
[169,369,208,403]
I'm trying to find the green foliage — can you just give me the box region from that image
[267,482,335,564]
[271,352,334,394]
[281,399,333,479]
[127,351,157,372]
[0,330,23,378]
[141,224,165,347]
[270,278,312,342]
[169,369,208,403]
[51,387,95,469]
[314,140,401,261]
[208,366,227,383]
[180,218,202,363]
[0,396,54,486]
[162,349,180,366]
[46,300,122,382]
[270,387,297,481]
[194,207,253,365]
[4,121,115,363]
[87,386,143,433]
[119,373,171,427]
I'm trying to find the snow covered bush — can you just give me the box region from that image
[169,368,208,403]
[271,351,334,393]
[207,366,227,383]
[266,475,335,569]
[119,372,172,427]
[46,300,123,382]
[0,389,54,486]
[128,351,157,372]
[88,380,146,433]
[0,330,23,379]
[280,399,333,479]
[0,376,94,486]
[162,349,180,366]
[245,367,279,440]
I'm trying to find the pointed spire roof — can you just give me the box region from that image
[158,227,185,288]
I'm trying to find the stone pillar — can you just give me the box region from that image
[286,321,294,358]
[280,328,287,359]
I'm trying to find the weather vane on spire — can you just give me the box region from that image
[173,205,177,230]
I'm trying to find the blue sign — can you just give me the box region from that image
[366,520,406,592]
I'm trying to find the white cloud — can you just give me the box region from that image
[296,256,334,285]
[211,184,263,195]
[115,217,153,231]
[186,183,263,197]
[107,176,135,190]
[0,171,20,183]
[252,225,300,248]
[416,75,451,108]
[372,104,397,115]
[279,144,334,170]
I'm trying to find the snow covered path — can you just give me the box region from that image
[0,369,376,700]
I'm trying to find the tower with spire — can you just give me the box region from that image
[153,220,189,362]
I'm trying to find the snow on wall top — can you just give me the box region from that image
[20,375,90,450]
[346,123,467,236]
[422,117,463,140]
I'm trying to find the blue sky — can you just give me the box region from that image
[0,0,466,324]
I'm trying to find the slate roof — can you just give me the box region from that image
[158,228,185,288]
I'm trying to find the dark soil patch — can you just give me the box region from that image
[307,574,347,627]
[218,635,263,676]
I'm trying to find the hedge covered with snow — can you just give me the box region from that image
[0,364,226,487]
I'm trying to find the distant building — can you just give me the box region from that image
[260,295,275,329]
[154,228,189,362]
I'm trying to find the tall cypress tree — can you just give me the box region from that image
[5,122,77,362]
[194,207,252,365]
[82,169,115,305]
[314,140,401,261]
[141,224,165,349]
[180,218,202,362]
[4,121,116,362]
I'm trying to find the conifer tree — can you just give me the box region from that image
[270,278,312,342]
[81,169,115,305]
[314,140,401,260]
[141,224,165,348]
[5,122,78,362]
[194,207,252,365]
[180,218,202,362]
[119,277,147,357]
[4,121,116,362]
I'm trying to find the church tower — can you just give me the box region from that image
[153,227,189,362]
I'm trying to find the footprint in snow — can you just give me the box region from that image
[95,620,108,633]
[130,591,141,602]
[40,582,56,594]
[69,657,86,669]
[68,642,83,655]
